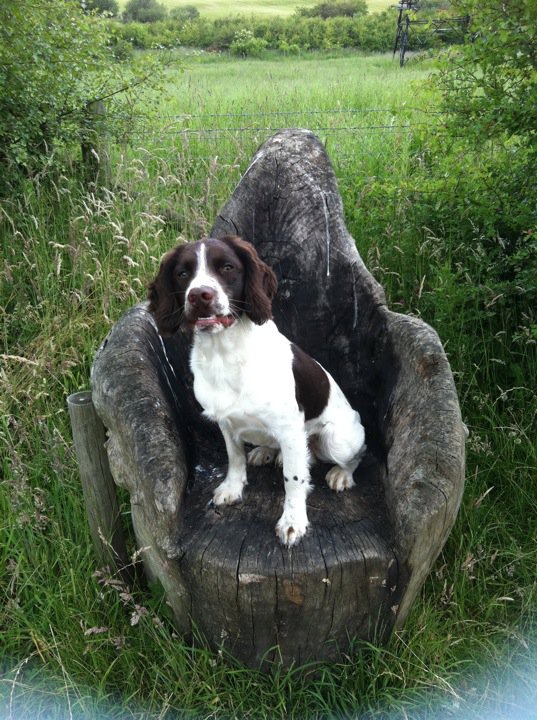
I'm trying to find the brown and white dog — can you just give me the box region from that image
[148,235,366,546]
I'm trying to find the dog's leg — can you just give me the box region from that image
[275,431,312,546]
[213,425,247,506]
[319,412,366,492]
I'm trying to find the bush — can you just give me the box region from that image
[297,0,367,19]
[82,0,119,15]
[170,5,200,22]
[123,0,167,23]
[0,0,169,192]
[229,29,268,57]
[371,0,537,348]
[114,20,154,47]
[0,0,112,186]
[354,11,393,51]
[115,8,465,53]
[429,0,537,298]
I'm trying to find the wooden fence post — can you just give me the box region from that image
[81,100,112,190]
[67,391,131,577]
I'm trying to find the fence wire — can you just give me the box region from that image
[106,106,443,141]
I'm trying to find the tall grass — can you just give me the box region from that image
[1,51,536,718]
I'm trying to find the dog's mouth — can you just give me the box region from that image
[194,314,235,330]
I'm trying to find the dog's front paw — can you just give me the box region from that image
[275,508,309,547]
[247,446,282,467]
[326,466,355,492]
[213,478,245,506]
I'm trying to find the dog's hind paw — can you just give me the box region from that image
[326,466,355,492]
[247,446,282,467]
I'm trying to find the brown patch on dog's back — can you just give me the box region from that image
[291,344,330,421]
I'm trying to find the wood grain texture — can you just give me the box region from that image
[67,390,130,574]
[91,129,465,666]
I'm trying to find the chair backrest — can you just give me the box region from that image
[210,129,389,445]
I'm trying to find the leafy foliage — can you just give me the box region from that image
[426,0,537,316]
[0,0,112,184]
[296,0,368,19]
[230,29,268,58]
[170,4,200,22]
[0,0,169,192]
[437,0,537,148]
[123,0,168,23]
[82,0,120,15]
[112,11,433,53]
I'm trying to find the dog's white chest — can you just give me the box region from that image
[192,354,243,420]
[190,319,295,428]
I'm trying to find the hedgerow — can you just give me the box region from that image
[109,11,442,54]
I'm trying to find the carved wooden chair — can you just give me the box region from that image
[84,130,465,667]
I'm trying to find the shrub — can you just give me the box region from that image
[297,0,367,19]
[82,0,119,15]
[0,0,169,192]
[115,20,154,47]
[0,0,112,187]
[170,5,200,22]
[355,11,393,52]
[123,0,167,23]
[229,29,268,57]
[430,0,537,294]
[115,9,465,53]
[380,0,537,348]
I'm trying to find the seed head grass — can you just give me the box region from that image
[1,51,536,719]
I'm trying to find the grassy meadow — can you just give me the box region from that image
[116,0,394,17]
[1,49,536,719]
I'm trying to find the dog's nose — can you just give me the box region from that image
[188,286,216,308]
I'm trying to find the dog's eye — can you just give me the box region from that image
[221,263,234,273]
[176,269,189,280]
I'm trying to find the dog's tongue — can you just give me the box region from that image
[195,315,234,329]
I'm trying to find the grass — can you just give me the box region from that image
[1,49,536,718]
[116,0,394,18]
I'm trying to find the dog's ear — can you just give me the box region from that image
[148,247,184,337]
[220,235,277,325]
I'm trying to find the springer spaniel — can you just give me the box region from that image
[148,235,366,546]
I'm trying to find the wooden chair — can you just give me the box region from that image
[78,130,465,667]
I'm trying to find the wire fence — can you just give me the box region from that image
[109,106,442,139]
[82,104,446,216]
[96,105,445,181]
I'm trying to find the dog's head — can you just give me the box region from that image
[148,235,278,337]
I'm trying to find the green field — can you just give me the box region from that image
[1,48,536,719]
[118,0,394,16]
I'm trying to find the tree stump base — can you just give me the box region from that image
[89,130,466,667]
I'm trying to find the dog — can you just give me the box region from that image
[148,235,366,546]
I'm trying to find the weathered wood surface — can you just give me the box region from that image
[67,390,130,573]
[81,100,111,190]
[91,129,466,666]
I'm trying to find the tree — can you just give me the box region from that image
[123,0,168,23]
